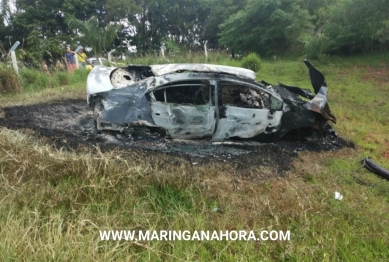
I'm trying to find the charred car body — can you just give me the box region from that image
[86,61,336,142]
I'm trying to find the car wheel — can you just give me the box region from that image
[93,98,103,129]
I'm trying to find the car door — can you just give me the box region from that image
[148,80,217,139]
[212,80,284,140]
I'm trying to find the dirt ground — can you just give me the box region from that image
[0,99,353,175]
[362,63,389,85]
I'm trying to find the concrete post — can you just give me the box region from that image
[10,41,20,74]
[108,49,116,65]
[74,46,82,69]
[204,40,208,62]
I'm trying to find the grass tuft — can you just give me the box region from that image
[20,68,54,91]
[0,65,21,94]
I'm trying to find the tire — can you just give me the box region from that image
[92,98,103,129]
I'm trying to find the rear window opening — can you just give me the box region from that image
[220,82,270,109]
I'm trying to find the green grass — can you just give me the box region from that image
[0,67,90,94]
[0,52,389,261]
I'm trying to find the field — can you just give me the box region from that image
[0,53,388,261]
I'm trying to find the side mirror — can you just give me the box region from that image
[270,94,283,112]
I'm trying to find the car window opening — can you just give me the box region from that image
[221,82,270,109]
[153,80,211,105]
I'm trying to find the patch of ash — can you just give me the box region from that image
[278,128,354,153]
[87,130,255,160]
[0,99,353,170]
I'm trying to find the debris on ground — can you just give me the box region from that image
[334,191,344,200]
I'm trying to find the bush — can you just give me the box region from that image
[303,36,328,59]
[0,66,21,94]
[241,53,261,71]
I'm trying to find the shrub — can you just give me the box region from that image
[303,36,328,59]
[0,65,21,94]
[241,53,261,71]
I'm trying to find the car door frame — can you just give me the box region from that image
[212,79,284,140]
[147,79,217,139]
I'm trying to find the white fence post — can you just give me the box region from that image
[10,41,20,74]
[204,40,208,62]
[74,46,82,69]
[160,43,165,58]
[108,49,116,65]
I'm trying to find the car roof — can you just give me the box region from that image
[150,63,256,80]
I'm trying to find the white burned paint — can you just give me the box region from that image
[150,103,217,139]
[150,64,256,80]
[212,108,283,140]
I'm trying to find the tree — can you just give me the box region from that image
[105,0,139,22]
[66,15,120,56]
[10,0,66,45]
[62,0,104,21]
[198,0,247,49]
[21,29,64,67]
[132,0,209,53]
[304,0,389,57]
[219,0,314,56]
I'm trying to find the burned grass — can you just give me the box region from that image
[0,99,353,179]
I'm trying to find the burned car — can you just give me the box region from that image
[86,61,336,142]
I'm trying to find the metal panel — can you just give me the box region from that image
[150,102,216,139]
[212,107,283,140]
